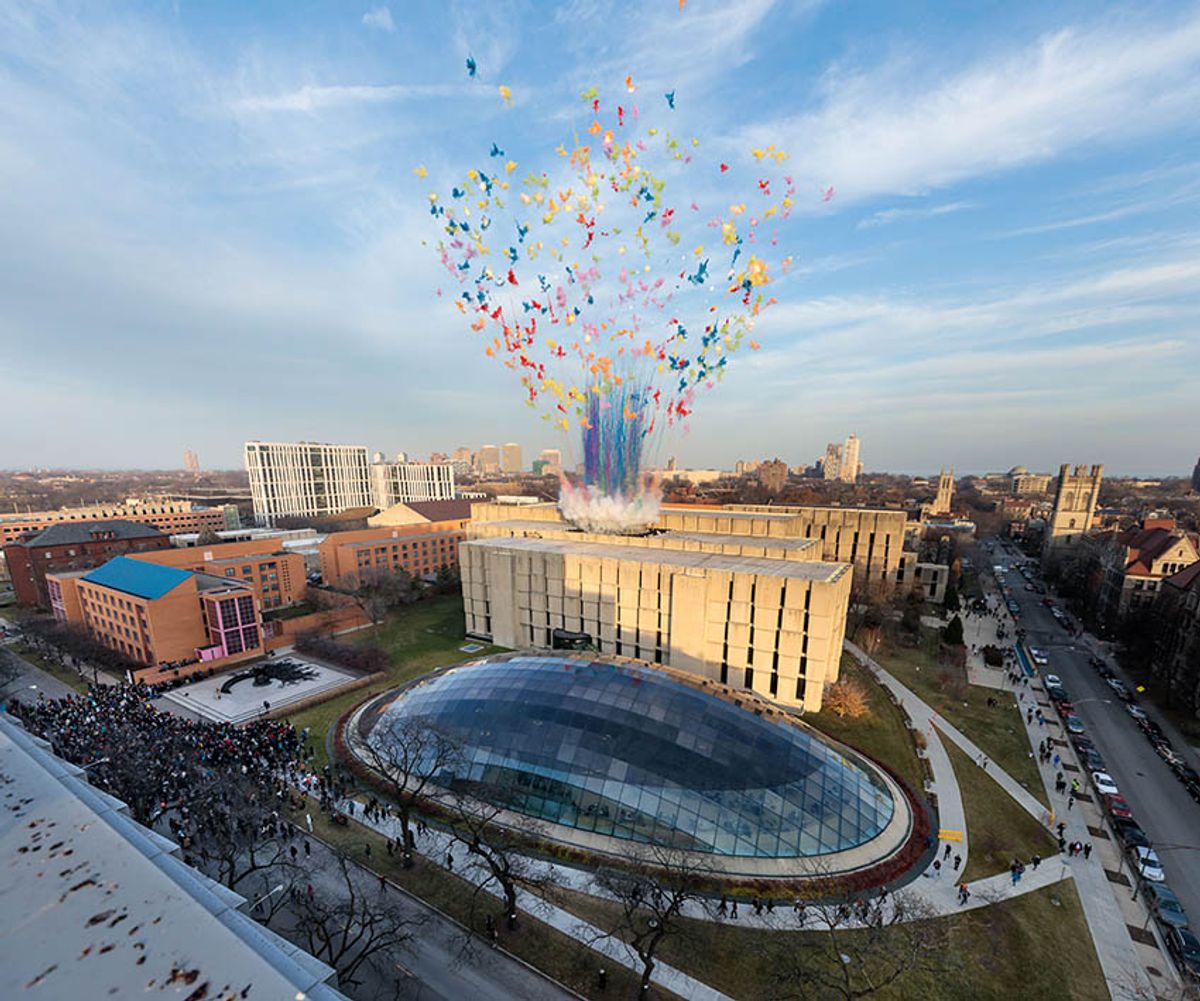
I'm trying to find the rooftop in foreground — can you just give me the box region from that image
[0,712,345,1000]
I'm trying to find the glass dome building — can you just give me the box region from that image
[365,654,904,861]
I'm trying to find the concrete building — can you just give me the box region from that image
[245,440,373,525]
[1043,463,1104,559]
[183,449,200,474]
[840,435,861,484]
[318,521,468,589]
[0,714,347,1001]
[462,502,853,712]
[536,448,563,476]
[369,456,456,507]
[48,557,265,677]
[0,497,234,546]
[452,447,473,477]
[500,443,523,474]
[822,442,842,481]
[4,520,171,607]
[758,458,789,494]
[128,538,306,612]
[725,504,909,592]
[476,444,501,475]
[1097,518,1200,623]
[1011,471,1052,496]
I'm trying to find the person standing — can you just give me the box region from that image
[1083,843,1093,860]
[305,813,313,833]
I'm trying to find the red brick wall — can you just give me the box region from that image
[4,534,171,606]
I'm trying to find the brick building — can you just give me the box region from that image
[126,539,306,612]
[1152,563,1200,716]
[319,521,468,589]
[48,557,264,678]
[1096,518,1200,624]
[0,498,233,546]
[5,520,171,607]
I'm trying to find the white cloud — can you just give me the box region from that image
[232,82,464,113]
[361,6,395,33]
[746,11,1200,205]
[857,200,973,229]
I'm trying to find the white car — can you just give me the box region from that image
[1092,772,1119,797]
[1044,674,1061,688]
[1127,705,1149,721]
[1134,847,1166,883]
[1031,648,1050,666]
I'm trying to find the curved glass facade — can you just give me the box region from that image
[369,654,895,858]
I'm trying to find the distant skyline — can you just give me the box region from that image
[2,2,1198,473]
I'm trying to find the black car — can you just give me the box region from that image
[1047,685,1071,704]
[1082,750,1107,772]
[1166,927,1200,981]
[1071,734,1097,754]
[1175,764,1200,786]
[1113,818,1151,849]
[1140,718,1164,738]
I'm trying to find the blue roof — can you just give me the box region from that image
[83,557,192,600]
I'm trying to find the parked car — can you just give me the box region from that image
[1140,719,1164,738]
[1174,764,1200,786]
[1145,884,1190,930]
[1107,677,1129,695]
[1030,648,1049,666]
[1113,818,1151,850]
[1160,748,1187,768]
[1103,794,1134,820]
[1133,846,1166,883]
[1044,673,1061,687]
[1126,705,1149,721]
[1071,734,1097,755]
[1047,684,1071,704]
[1065,716,1087,735]
[1082,750,1107,772]
[1165,927,1200,981]
[1092,771,1119,797]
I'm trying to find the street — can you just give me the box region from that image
[990,541,1200,937]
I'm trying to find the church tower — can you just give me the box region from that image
[929,468,954,516]
[1043,463,1103,558]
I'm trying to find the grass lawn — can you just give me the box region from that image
[12,644,91,694]
[287,594,504,769]
[807,655,924,793]
[553,878,1104,1001]
[944,740,1057,882]
[874,631,1048,808]
[289,799,677,1001]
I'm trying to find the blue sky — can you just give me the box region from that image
[1,0,1198,475]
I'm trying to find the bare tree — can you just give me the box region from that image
[766,891,953,1000]
[359,717,461,867]
[293,849,422,991]
[446,792,551,930]
[590,841,717,994]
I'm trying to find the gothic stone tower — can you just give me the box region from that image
[1043,463,1103,558]
[930,468,954,516]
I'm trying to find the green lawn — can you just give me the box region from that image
[807,655,924,792]
[874,631,1048,808]
[287,594,504,769]
[12,644,91,694]
[944,740,1057,882]
[555,878,1104,1001]
[293,799,676,1000]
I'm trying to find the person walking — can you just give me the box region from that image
[1068,793,1075,811]
[1083,843,1093,860]
[944,843,952,860]
[958,883,971,906]
[305,812,313,833]
[953,853,962,872]
[932,860,943,880]
[1032,853,1042,870]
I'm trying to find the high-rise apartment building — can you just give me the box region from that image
[476,445,501,475]
[822,443,842,481]
[840,435,860,484]
[1043,463,1104,558]
[758,459,788,493]
[501,443,523,474]
[369,458,456,508]
[183,450,199,475]
[244,441,373,526]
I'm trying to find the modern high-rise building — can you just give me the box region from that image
[369,458,456,508]
[1043,463,1104,558]
[244,441,373,526]
[840,435,860,484]
[476,444,501,475]
[758,459,788,493]
[451,447,473,477]
[183,449,199,474]
[822,443,842,481]
[500,442,523,474]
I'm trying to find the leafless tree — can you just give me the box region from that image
[359,717,461,866]
[589,841,717,995]
[445,791,552,930]
[292,849,422,991]
[765,891,953,1000]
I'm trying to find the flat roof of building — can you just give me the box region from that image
[0,713,345,1000]
[476,520,822,555]
[464,535,851,583]
[83,557,192,599]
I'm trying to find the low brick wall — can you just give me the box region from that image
[265,604,371,649]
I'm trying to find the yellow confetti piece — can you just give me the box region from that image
[413,165,428,177]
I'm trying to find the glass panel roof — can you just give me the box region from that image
[370,654,895,858]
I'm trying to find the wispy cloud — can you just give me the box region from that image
[745,11,1200,204]
[232,82,468,113]
[857,200,973,229]
[361,6,395,33]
